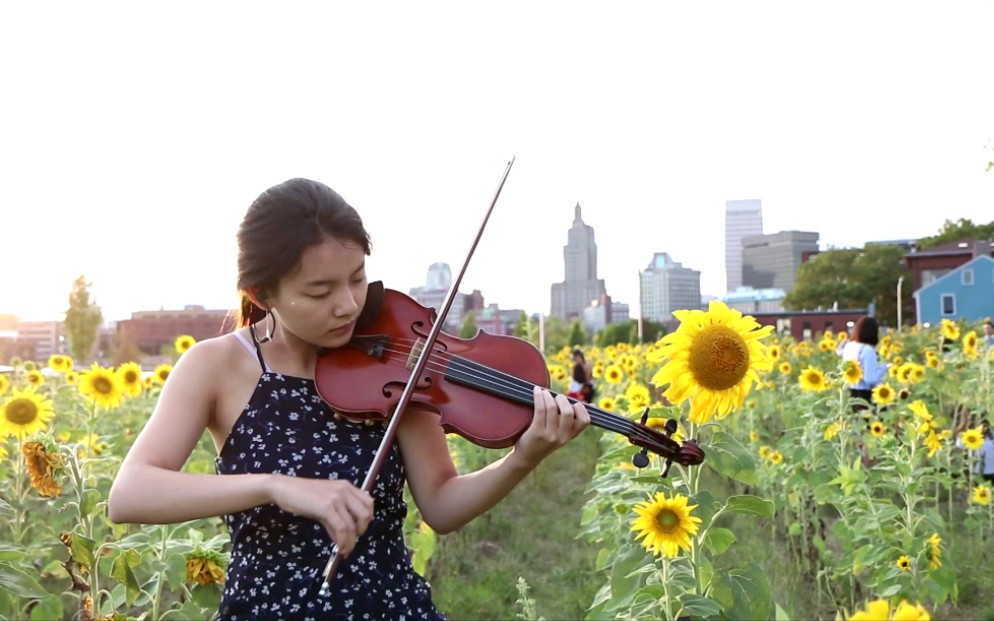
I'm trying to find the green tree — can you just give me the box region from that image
[459,311,478,339]
[596,320,636,347]
[513,311,537,347]
[783,245,909,327]
[567,320,587,348]
[917,218,994,250]
[64,275,103,362]
[541,315,570,354]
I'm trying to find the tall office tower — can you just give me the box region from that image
[639,252,702,323]
[741,231,820,292]
[550,203,607,319]
[725,199,764,292]
[409,262,465,332]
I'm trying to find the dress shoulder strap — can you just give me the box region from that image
[235,328,270,373]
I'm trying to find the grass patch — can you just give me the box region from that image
[427,429,603,620]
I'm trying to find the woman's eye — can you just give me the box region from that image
[306,292,330,299]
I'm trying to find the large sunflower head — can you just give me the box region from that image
[842,360,863,385]
[872,383,896,405]
[153,364,173,385]
[647,301,773,425]
[115,362,144,397]
[631,492,702,558]
[78,363,125,410]
[0,386,55,440]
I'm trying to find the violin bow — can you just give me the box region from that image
[318,156,516,593]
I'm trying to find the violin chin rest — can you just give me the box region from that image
[355,281,385,330]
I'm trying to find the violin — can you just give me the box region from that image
[314,281,706,470]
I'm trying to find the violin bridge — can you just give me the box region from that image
[406,338,425,371]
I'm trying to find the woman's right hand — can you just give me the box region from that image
[267,475,374,558]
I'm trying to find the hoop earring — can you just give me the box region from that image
[250,309,276,344]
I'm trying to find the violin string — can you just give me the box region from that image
[361,338,670,449]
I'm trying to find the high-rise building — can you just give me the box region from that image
[725,199,764,292]
[639,252,701,324]
[409,262,479,333]
[550,203,607,319]
[741,230,820,292]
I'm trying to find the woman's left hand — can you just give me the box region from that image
[514,387,591,466]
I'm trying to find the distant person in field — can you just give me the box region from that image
[107,177,590,620]
[838,316,888,413]
[568,347,595,403]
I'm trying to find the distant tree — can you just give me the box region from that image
[459,312,478,339]
[567,320,588,348]
[541,315,570,354]
[917,218,994,249]
[64,275,103,362]
[596,320,636,347]
[639,319,667,344]
[784,245,909,327]
[513,310,537,346]
[112,330,142,366]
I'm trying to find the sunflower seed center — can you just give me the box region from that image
[687,325,749,391]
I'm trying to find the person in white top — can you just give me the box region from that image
[838,316,888,412]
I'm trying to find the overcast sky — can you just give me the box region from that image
[2,1,993,323]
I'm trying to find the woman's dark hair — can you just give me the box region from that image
[235,178,372,327]
[851,316,879,346]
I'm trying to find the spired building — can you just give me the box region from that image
[550,203,607,320]
[639,252,701,324]
[725,199,764,292]
[409,262,482,333]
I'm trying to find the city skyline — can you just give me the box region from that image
[3,2,993,323]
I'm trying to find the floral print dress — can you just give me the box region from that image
[214,332,445,620]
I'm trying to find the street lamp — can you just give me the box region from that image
[896,276,905,331]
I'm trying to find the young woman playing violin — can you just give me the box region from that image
[107,177,591,620]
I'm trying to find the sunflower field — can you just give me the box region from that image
[2,307,993,620]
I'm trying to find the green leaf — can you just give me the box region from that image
[679,593,723,618]
[71,534,96,571]
[80,489,103,518]
[0,562,48,599]
[0,547,24,563]
[29,595,63,621]
[704,527,736,556]
[705,431,759,485]
[710,562,772,621]
[724,495,775,518]
[110,551,142,607]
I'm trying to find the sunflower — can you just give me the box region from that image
[927,533,942,570]
[960,427,985,451]
[872,383,896,405]
[64,371,79,386]
[849,599,931,621]
[778,361,792,375]
[870,421,886,437]
[624,383,651,411]
[0,373,9,397]
[185,549,226,585]
[547,364,568,383]
[971,484,991,505]
[78,363,125,409]
[842,360,863,385]
[116,362,144,397]
[47,355,71,373]
[940,319,960,341]
[153,364,173,385]
[896,555,911,571]
[798,367,830,392]
[0,387,55,440]
[175,334,197,355]
[768,344,781,361]
[603,364,625,385]
[26,370,44,387]
[768,450,784,465]
[647,301,773,425]
[22,440,64,497]
[824,421,843,440]
[597,396,616,411]
[631,492,702,558]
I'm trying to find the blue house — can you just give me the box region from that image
[913,255,994,325]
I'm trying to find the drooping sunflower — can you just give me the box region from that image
[22,440,64,497]
[971,484,991,505]
[872,383,896,405]
[78,363,125,410]
[798,367,830,392]
[185,548,226,585]
[842,360,863,385]
[940,319,960,341]
[927,533,942,569]
[631,492,702,558]
[175,334,197,355]
[647,301,773,425]
[0,386,55,439]
[116,362,144,397]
